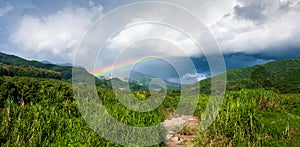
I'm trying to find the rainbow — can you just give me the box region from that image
[93,56,164,77]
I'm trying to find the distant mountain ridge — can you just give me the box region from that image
[0,52,73,80]
[1,52,299,93]
[0,52,111,88]
[40,60,52,64]
[200,56,300,94]
[128,71,181,91]
[40,60,73,67]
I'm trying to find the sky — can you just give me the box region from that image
[0,0,300,84]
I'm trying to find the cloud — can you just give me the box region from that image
[167,73,208,84]
[223,53,274,68]
[105,23,200,57]
[210,0,300,57]
[8,0,300,73]
[102,0,300,63]
[92,0,236,73]
[8,0,237,65]
[10,4,103,63]
[183,73,208,81]
[0,4,13,17]
[234,0,294,24]
[93,0,300,80]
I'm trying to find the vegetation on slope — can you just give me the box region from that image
[0,52,73,80]
[128,71,181,92]
[0,63,62,79]
[0,52,111,88]
[200,57,300,94]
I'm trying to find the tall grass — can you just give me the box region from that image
[1,77,299,146]
[194,89,300,146]
[0,77,179,146]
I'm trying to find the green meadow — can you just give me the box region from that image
[0,52,299,146]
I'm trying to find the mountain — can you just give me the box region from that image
[41,60,73,67]
[57,63,73,66]
[0,52,73,80]
[128,71,181,91]
[0,62,62,79]
[0,52,111,88]
[40,60,52,64]
[2,51,299,93]
[200,56,300,94]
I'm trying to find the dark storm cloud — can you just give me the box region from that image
[191,53,275,76]
[252,46,300,60]
[233,0,293,24]
[234,2,267,23]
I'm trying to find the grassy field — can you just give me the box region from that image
[1,76,299,146]
[194,89,300,146]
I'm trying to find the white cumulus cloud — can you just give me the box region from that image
[106,23,201,57]
[10,4,103,62]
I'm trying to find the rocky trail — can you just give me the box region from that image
[162,115,200,147]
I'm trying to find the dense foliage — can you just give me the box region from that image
[200,57,300,94]
[250,66,272,89]
[0,52,111,88]
[0,52,73,80]
[0,63,62,79]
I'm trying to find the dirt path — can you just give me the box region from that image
[162,115,200,147]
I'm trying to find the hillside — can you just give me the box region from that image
[0,62,62,79]
[0,52,111,88]
[200,56,300,94]
[0,52,73,80]
[1,52,299,93]
[128,71,181,91]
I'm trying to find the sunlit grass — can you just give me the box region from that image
[0,76,299,146]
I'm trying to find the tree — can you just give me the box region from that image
[251,66,272,89]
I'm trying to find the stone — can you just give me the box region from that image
[166,134,175,140]
[170,136,179,141]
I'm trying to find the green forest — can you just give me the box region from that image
[0,52,299,146]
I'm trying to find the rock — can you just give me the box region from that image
[166,134,175,140]
[163,115,200,147]
[170,136,179,141]
[168,130,176,135]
